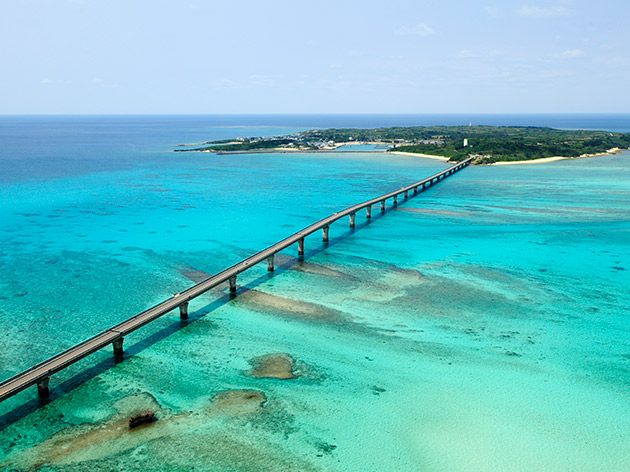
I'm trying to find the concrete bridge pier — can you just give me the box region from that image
[404,190,408,198]
[322,226,329,242]
[366,205,371,219]
[349,213,356,227]
[298,238,304,256]
[393,195,398,206]
[422,183,426,190]
[414,187,418,195]
[229,276,237,293]
[37,377,50,399]
[267,254,275,271]
[380,200,385,211]
[113,337,124,359]
[179,302,189,319]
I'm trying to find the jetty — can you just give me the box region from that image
[0,158,472,403]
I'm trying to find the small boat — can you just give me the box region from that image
[129,410,155,429]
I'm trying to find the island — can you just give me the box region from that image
[175,126,630,163]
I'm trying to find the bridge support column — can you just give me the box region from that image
[298,238,304,256]
[37,377,50,399]
[113,337,124,358]
[229,276,237,293]
[267,254,274,272]
[404,190,408,198]
[322,226,329,242]
[380,200,385,211]
[393,195,398,206]
[414,187,417,195]
[179,302,188,319]
[422,183,426,190]
[349,213,356,227]
[366,206,371,219]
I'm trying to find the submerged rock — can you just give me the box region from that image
[245,353,298,380]
[237,289,344,323]
[129,410,156,429]
[180,265,213,283]
[211,389,267,412]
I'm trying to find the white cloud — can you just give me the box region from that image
[40,78,72,85]
[517,3,573,18]
[395,23,435,37]
[457,49,475,58]
[561,49,585,58]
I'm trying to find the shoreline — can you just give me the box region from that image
[489,147,624,165]
[178,148,389,155]
[388,151,450,161]
[175,146,627,164]
[490,156,568,166]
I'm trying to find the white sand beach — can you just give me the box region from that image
[491,148,623,165]
[389,151,450,161]
[491,156,568,165]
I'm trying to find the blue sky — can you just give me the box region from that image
[1,0,629,114]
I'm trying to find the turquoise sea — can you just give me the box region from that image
[0,114,629,471]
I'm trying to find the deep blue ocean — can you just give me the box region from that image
[0,114,629,471]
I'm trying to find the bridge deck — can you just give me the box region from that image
[0,157,472,403]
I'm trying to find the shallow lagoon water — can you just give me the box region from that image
[0,116,629,471]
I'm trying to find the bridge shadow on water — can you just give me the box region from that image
[0,203,403,430]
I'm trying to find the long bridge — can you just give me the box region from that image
[0,157,472,404]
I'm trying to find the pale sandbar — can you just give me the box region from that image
[389,151,450,161]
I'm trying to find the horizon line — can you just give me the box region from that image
[1,112,630,117]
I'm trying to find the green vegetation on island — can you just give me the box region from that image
[175,125,630,163]
[193,138,316,152]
